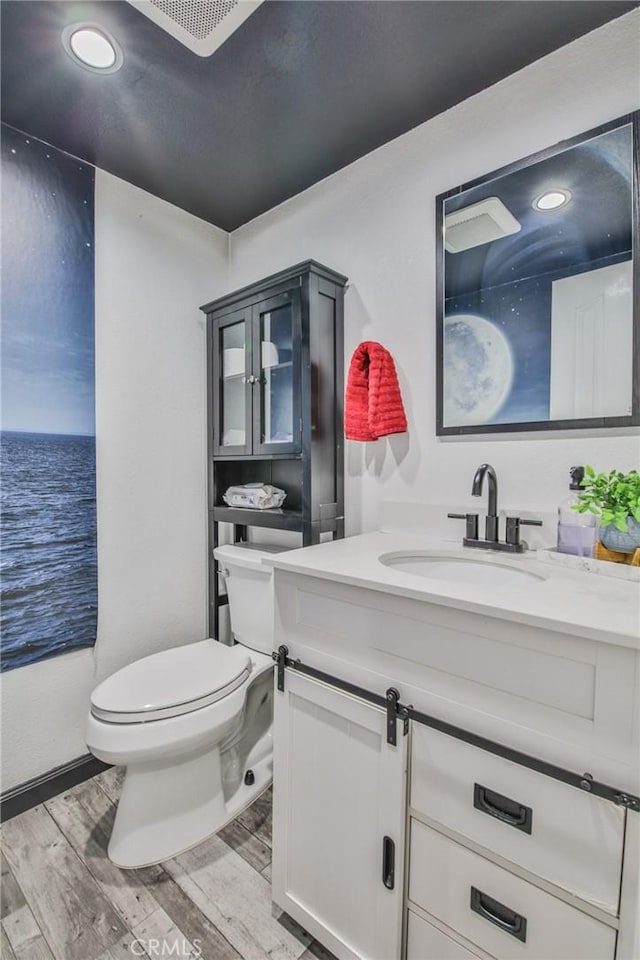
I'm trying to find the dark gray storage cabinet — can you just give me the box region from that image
[201,260,347,638]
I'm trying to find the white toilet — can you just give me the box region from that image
[86,542,285,869]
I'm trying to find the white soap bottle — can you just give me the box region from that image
[557,466,597,558]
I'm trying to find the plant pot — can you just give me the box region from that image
[600,517,640,554]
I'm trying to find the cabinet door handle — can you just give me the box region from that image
[470,887,527,942]
[474,783,533,834]
[382,836,395,890]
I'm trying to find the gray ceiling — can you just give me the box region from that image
[1,0,636,231]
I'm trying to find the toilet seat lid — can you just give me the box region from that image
[90,640,252,723]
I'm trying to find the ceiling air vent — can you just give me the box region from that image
[127,0,264,57]
[444,197,521,254]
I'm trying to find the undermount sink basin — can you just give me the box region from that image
[379,552,545,587]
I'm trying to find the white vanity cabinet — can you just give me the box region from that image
[268,549,640,960]
[271,669,407,960]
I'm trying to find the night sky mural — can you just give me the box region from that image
[0,125,97,671]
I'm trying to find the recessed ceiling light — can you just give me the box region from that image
[62,23,123,74]
[533,189,572,212]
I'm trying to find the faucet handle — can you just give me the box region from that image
[448,512,479,540]
[505,516,543,547]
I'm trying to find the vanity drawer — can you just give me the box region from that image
[410,725,624,913]
[409,821,617,960]
[406,911,482,960]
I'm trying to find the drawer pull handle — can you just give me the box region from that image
[382,836,395,890]
[474,783,533,835]
[470,886,527,942]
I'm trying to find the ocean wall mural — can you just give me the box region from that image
[0,126,97,671]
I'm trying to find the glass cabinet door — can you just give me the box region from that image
[213,312,252,455]
[253,290,301,455]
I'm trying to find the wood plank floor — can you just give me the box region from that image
[1,769,336,960]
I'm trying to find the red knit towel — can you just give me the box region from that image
[345,341,407,441]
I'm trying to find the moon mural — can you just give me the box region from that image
[443,314,513,427]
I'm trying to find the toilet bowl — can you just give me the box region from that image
[85,542,286,869]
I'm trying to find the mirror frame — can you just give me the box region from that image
[435,112,639,436]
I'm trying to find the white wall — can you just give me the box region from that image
[3,11,639,791]
[229,11,640,536]
[1,171,228,790]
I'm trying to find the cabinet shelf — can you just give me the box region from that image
[263,360,293,372]
[213,452,302,462]
[213,505,303,531]
[223,361,294,382]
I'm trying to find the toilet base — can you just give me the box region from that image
[108,731,273,869]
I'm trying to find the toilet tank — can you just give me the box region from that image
[213,543,288,654]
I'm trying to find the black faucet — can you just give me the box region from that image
[447,462,543,553]
[472,463,499,542]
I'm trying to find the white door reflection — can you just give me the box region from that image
[550,261,633,420]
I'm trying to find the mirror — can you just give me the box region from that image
[436,113,638,435]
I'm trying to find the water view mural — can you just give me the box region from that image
[1,126,97,671]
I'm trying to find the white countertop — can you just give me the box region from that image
[266,531,640,650]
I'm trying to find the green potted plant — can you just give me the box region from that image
[573,466,640,553]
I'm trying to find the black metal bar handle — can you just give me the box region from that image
[474,783,533,835]
[382,836,395,890]
[470,887,527,942]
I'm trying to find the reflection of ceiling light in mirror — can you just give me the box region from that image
[533,189,572,211]
[62,24,123,73]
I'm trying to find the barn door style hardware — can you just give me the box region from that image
[272,646,640,812]
[386,689,400,746]
[273,645,407,744]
